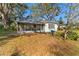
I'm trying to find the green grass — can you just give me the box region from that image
[73,29,79,35]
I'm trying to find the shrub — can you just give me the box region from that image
[67,31,79,41]
[0,25,4,31]
[55,31,63,37]
[56,31,79,41]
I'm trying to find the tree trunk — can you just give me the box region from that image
[62,18,69,40]
[1,13,8,29]
[64,30,67,39]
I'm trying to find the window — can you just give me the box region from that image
[49,23,54,29]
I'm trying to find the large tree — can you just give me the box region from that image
[64,4,79,25]
[61,3,79,39]
[32,3,60,21]
[0,3,28,29]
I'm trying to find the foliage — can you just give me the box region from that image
[58,17,64,24]
[67,31,79,40]
[64,4,79,25]
[55,31,63,37]
[0,25,5,35]
[0,23,17,36]
[0,24,4,32]
[56,30,79,41]
[32,3,60,21]
[58,17,64,30]
[0,3,28,29]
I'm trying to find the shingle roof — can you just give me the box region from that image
[16,17,58,24]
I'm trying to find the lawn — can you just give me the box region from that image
[0,33,79,56]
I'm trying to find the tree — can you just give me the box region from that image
[32,3,60,21]
[58,17,64,30]
[62,4,79,39]
[58,17,64,25]
[0,3,28,29]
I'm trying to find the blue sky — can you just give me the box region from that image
[55,3,69,23]
[23,3,69,23]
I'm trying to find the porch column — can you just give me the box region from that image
[19,24,23,33]
[17,23,19,32]
[40,25,42,32]
[41,24,43,32]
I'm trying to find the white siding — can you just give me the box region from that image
[44,23,58,32]
[49,24,58,32]
[54,24,58,31]
[44,23,50,32]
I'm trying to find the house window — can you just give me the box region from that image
[49,23,54,29]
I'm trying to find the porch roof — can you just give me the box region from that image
[16,20,45,25]
[16,17,58,25]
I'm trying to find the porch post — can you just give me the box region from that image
[17,23,19,32]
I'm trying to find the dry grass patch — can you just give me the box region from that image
[0,33,79,56]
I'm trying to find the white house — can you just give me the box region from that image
[16,19,58,33]
[43,22,58,32]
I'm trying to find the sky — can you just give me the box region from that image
[55,3,69,23]
[23,3,69,24]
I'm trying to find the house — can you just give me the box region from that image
[16,18,58,33]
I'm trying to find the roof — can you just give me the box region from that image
[16,20,45,25]
[16,17,58,24]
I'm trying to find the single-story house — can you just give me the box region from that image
[16,18,58,33]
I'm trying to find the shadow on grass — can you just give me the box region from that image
[0,33,20,46]
[11,52,20,56]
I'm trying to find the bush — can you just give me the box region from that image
[67,31,79,41]
[56,31,79,41]
[55,31,63,37]
[0,25,5,35]
[0,25,4,31]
